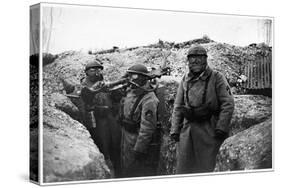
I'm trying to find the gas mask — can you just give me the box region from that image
[128,73,148,89]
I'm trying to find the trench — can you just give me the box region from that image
[57,90,178,178]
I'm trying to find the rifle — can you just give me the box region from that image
[79,78,130,102]
[145,49,171,83]
[62,77,128,99]
[63,64,170,118]
[147,66,171,79]
[62,78,129,129]
[80,65,171,98]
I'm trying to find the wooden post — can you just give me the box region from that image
[258,56,262,88]
[269,54,272,88]
[245,61,249,88]
[261,56,265,89]
[251,61,254,89]
[265,56,269,88]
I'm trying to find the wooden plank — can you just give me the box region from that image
[244,62,247,88]
[242,63,246,88]
[260,57,263,88]
[265,56,270,88]
[256,58,259,88]
[248,61,252,89]
[254,60,257,89]
[256,56,260,89]
[258,56,262,88]
[264,57,267,88]
[261,56,265,89]
[252,61,255,89]
[254,58,258,89]
[263,57,266,88]
[245,61,248,88]
[246,62,249,88]
[264,56,268,88]
[250,61,254,89]
[267,56,271,88]
[268,55,272,88]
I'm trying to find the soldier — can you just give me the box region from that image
[62,60,105,136]
[79,60,107,142]
[170,45,234,174]
[83,60,122,177]
[64,60,121,177]
[119,64,160,178]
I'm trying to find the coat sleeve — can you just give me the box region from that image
[61,78,75,94]
[133,95,159,153]
[170,77,185,135]
[215,72,235,133]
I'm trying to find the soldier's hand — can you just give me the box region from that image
[214,129,228,141]
[121,72,129,79]
[91,81,105,91]
[170,133,180,142]
[178,106,194,120]
[132,150,146,161]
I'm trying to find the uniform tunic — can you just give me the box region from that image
[170,66,234,174]
[120,86,159,177]
[74,77,122,176]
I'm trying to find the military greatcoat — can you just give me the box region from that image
[120,86,160,177]
[170,66,234,174]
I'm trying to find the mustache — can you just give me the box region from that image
[189,64,205,69]
[188,64,206,73]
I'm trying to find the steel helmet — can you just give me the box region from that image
[187,45,208,57]
[85,60,104,71]
[126,64,149,76]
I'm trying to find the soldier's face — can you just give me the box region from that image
[86,68,102,76]
[86,68,103,82]
[188,55,207,74]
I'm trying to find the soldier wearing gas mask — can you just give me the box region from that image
[170,45,234,174]
[119,64,160,177]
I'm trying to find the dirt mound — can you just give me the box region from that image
[45,37,271,95]
[43,106,111,182]
[42,52,113,181]
[215,118,272,171]
[230,95,272,135]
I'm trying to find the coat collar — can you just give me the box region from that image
[81,77,97,87]
[185,65,212,82]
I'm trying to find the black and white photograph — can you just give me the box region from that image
[28,2,273,186]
